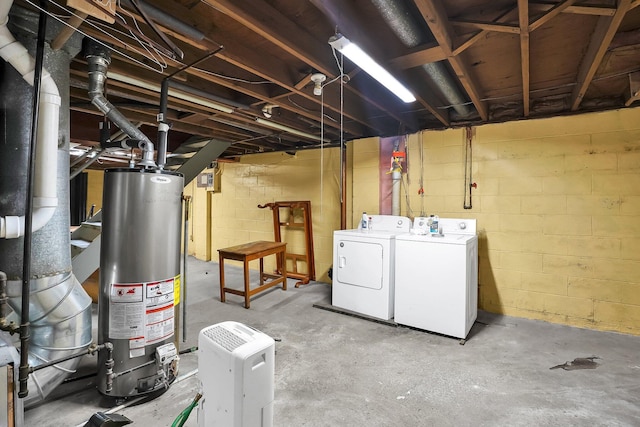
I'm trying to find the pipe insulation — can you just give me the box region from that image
[121,0,207,43]
[370,0,473,117]
[0,3,92,407]
[0,0,59,239]
[83,38,156,168]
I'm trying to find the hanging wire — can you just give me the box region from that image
[196,68,273,85]
[114,0,169,69]
[401,173,415,219]
[24,0,171,73]
[419,131,426,216]
[287,95,338,122]
[320,81,325,216]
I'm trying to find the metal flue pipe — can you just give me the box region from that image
[83,38,156,168]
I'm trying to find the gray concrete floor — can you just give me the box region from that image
[25,256,640,426]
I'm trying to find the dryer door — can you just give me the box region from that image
[336,239,384,290]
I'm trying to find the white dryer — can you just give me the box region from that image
[394,218,478,339]
[332,215,411,320]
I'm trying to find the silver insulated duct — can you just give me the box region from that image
[0,1,92,408]
[371,0,473,117]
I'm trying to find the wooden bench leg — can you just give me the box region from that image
[259,257,265,287]
[280,249,287,291]
[219,255,226,303]
[244,260,251,309]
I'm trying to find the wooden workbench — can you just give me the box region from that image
[218,241,287,308]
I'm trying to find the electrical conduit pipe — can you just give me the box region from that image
[0,0,59,239]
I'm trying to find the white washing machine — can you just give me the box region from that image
[332,215,411,320]
[394,218,478,339]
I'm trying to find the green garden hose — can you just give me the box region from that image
[171,392,202,427]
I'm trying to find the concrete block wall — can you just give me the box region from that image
[86,169,104,215]
[87,108,640,335]
[375,108,640,335]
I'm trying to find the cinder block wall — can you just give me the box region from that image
[87,108,639,334]
[352,108,640,335]
[86,169,104,215]
[186,148,343,282]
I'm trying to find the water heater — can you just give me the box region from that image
[97,168,183,397]
[197,321,275,427]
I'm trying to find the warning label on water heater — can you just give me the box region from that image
[145,279,175,344]
[109,278,175,346]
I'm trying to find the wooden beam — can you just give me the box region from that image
[52,12,88,50]
[294,74,312,90]
[208,34,371,133]
[389,45,446,70]
[564,5,616,16]
[114,3,217,51]
[529,0,577,32]
[77,24,367,137]
[68,0,115,23]
[519,0,530,116]
[530,2,616,16]
[450,20,520,34]
[201,0,423,128]
[571,0,632,111]
[624,71,640,106]
[414,0,488,120]
[452,6,518,56]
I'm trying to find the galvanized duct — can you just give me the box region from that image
[371,0,473,117]
[83,38,156,168]
[0,3,92,407]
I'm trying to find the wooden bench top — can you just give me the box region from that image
[218,241,286,259]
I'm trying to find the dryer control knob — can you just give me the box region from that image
[459,222,467,230]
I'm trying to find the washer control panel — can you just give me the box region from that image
[440,218,477,235]
[412,217,476,235]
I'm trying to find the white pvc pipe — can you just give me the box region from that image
[0,0,60,239]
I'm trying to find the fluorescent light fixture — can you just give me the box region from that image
[328,34,416,103]
[107,71,234,114]
[255,117,330,143]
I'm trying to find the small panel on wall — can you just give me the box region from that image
[196,170,221,192]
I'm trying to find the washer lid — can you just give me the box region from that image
[396,232,477,245]
[334,228,398,240]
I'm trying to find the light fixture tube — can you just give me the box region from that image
[328,34,416,103]
[107,71,234,113]
[255,117,330,143]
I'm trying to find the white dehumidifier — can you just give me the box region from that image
[197,321,275,427]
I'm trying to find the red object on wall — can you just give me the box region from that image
[379,136,407,215]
